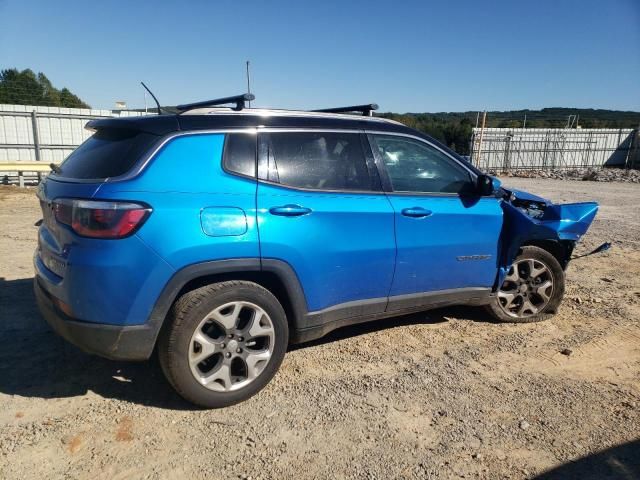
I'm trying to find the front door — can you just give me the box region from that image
[256,130,396,319]
[368,133,503,309]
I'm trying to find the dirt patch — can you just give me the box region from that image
[62,433,83,454]
[0,180,639,479]
[115,416,134,442]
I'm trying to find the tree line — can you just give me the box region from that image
[0,68,90,108]
[379,108,640,155]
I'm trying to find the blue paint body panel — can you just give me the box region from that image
[256,182,396,312]
[34,230,175,326]
[34,129,599,336]
[540,202,599,241]
[34,179,176,326]
[506,188,550,205]
[96,134,260,269]
[386,195,503,295]
[34,134,258,326]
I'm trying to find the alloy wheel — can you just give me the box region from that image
[188,301,275,392]
[497,258,554,318]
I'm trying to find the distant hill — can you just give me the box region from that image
[378,108,640,155]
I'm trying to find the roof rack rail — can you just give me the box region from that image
[311,103,379,117]
[176,93,255,113]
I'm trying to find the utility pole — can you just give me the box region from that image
[246,61,252,108]
[475,111,487,168]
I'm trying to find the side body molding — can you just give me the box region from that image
[144,257,494,350]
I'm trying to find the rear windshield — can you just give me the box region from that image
[57,129,159,179]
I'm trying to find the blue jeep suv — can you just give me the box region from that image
[34,95,598,407]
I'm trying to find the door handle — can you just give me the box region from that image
[269,204,312,217]
[401,207,433,218]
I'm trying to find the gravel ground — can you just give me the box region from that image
[0,179,639,480]
[491,168,640,183]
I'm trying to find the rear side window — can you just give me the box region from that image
[258,132,373,191]
[223,133,256,177]
[57,129,158,179]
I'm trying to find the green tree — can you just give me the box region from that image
[0,68,90,108]
[59,88,88,108]
[38,72,61,106]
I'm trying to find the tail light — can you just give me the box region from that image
[53,199,151,239]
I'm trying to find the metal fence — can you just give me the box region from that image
[0,104,145,160]
[3,105,640,184]
[470,127,640,171]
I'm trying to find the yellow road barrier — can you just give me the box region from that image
[0,161,52,172]
[0,161,52,187]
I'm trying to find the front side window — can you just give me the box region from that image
[258,132,373,191]
[372,134,473,194]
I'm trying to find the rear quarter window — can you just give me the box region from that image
[223,133,257,177]
[56,129,159,179]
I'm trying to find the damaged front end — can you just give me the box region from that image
[496,187,599,289]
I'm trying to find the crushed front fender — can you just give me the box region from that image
[496,199,598,288]
[540,202,599,241]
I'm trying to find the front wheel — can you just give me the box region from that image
[158,281,289,408]
[486,246,565,323]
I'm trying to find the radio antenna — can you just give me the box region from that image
[140,82,164,115]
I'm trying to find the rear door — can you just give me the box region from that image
[368,133,503,310]
[256,130,396,319]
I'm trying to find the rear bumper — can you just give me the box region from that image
[34,277,157,361]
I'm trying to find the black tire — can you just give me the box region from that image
[158,280,288,408]
[485,246,565,323]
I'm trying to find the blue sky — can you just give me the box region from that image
[1,0,638,112]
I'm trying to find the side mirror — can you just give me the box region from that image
[476,174,501,196]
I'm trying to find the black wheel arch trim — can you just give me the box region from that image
[146,258,309,349]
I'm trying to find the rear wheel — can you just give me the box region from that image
[486,246,565,323]
[158,281,288,408]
